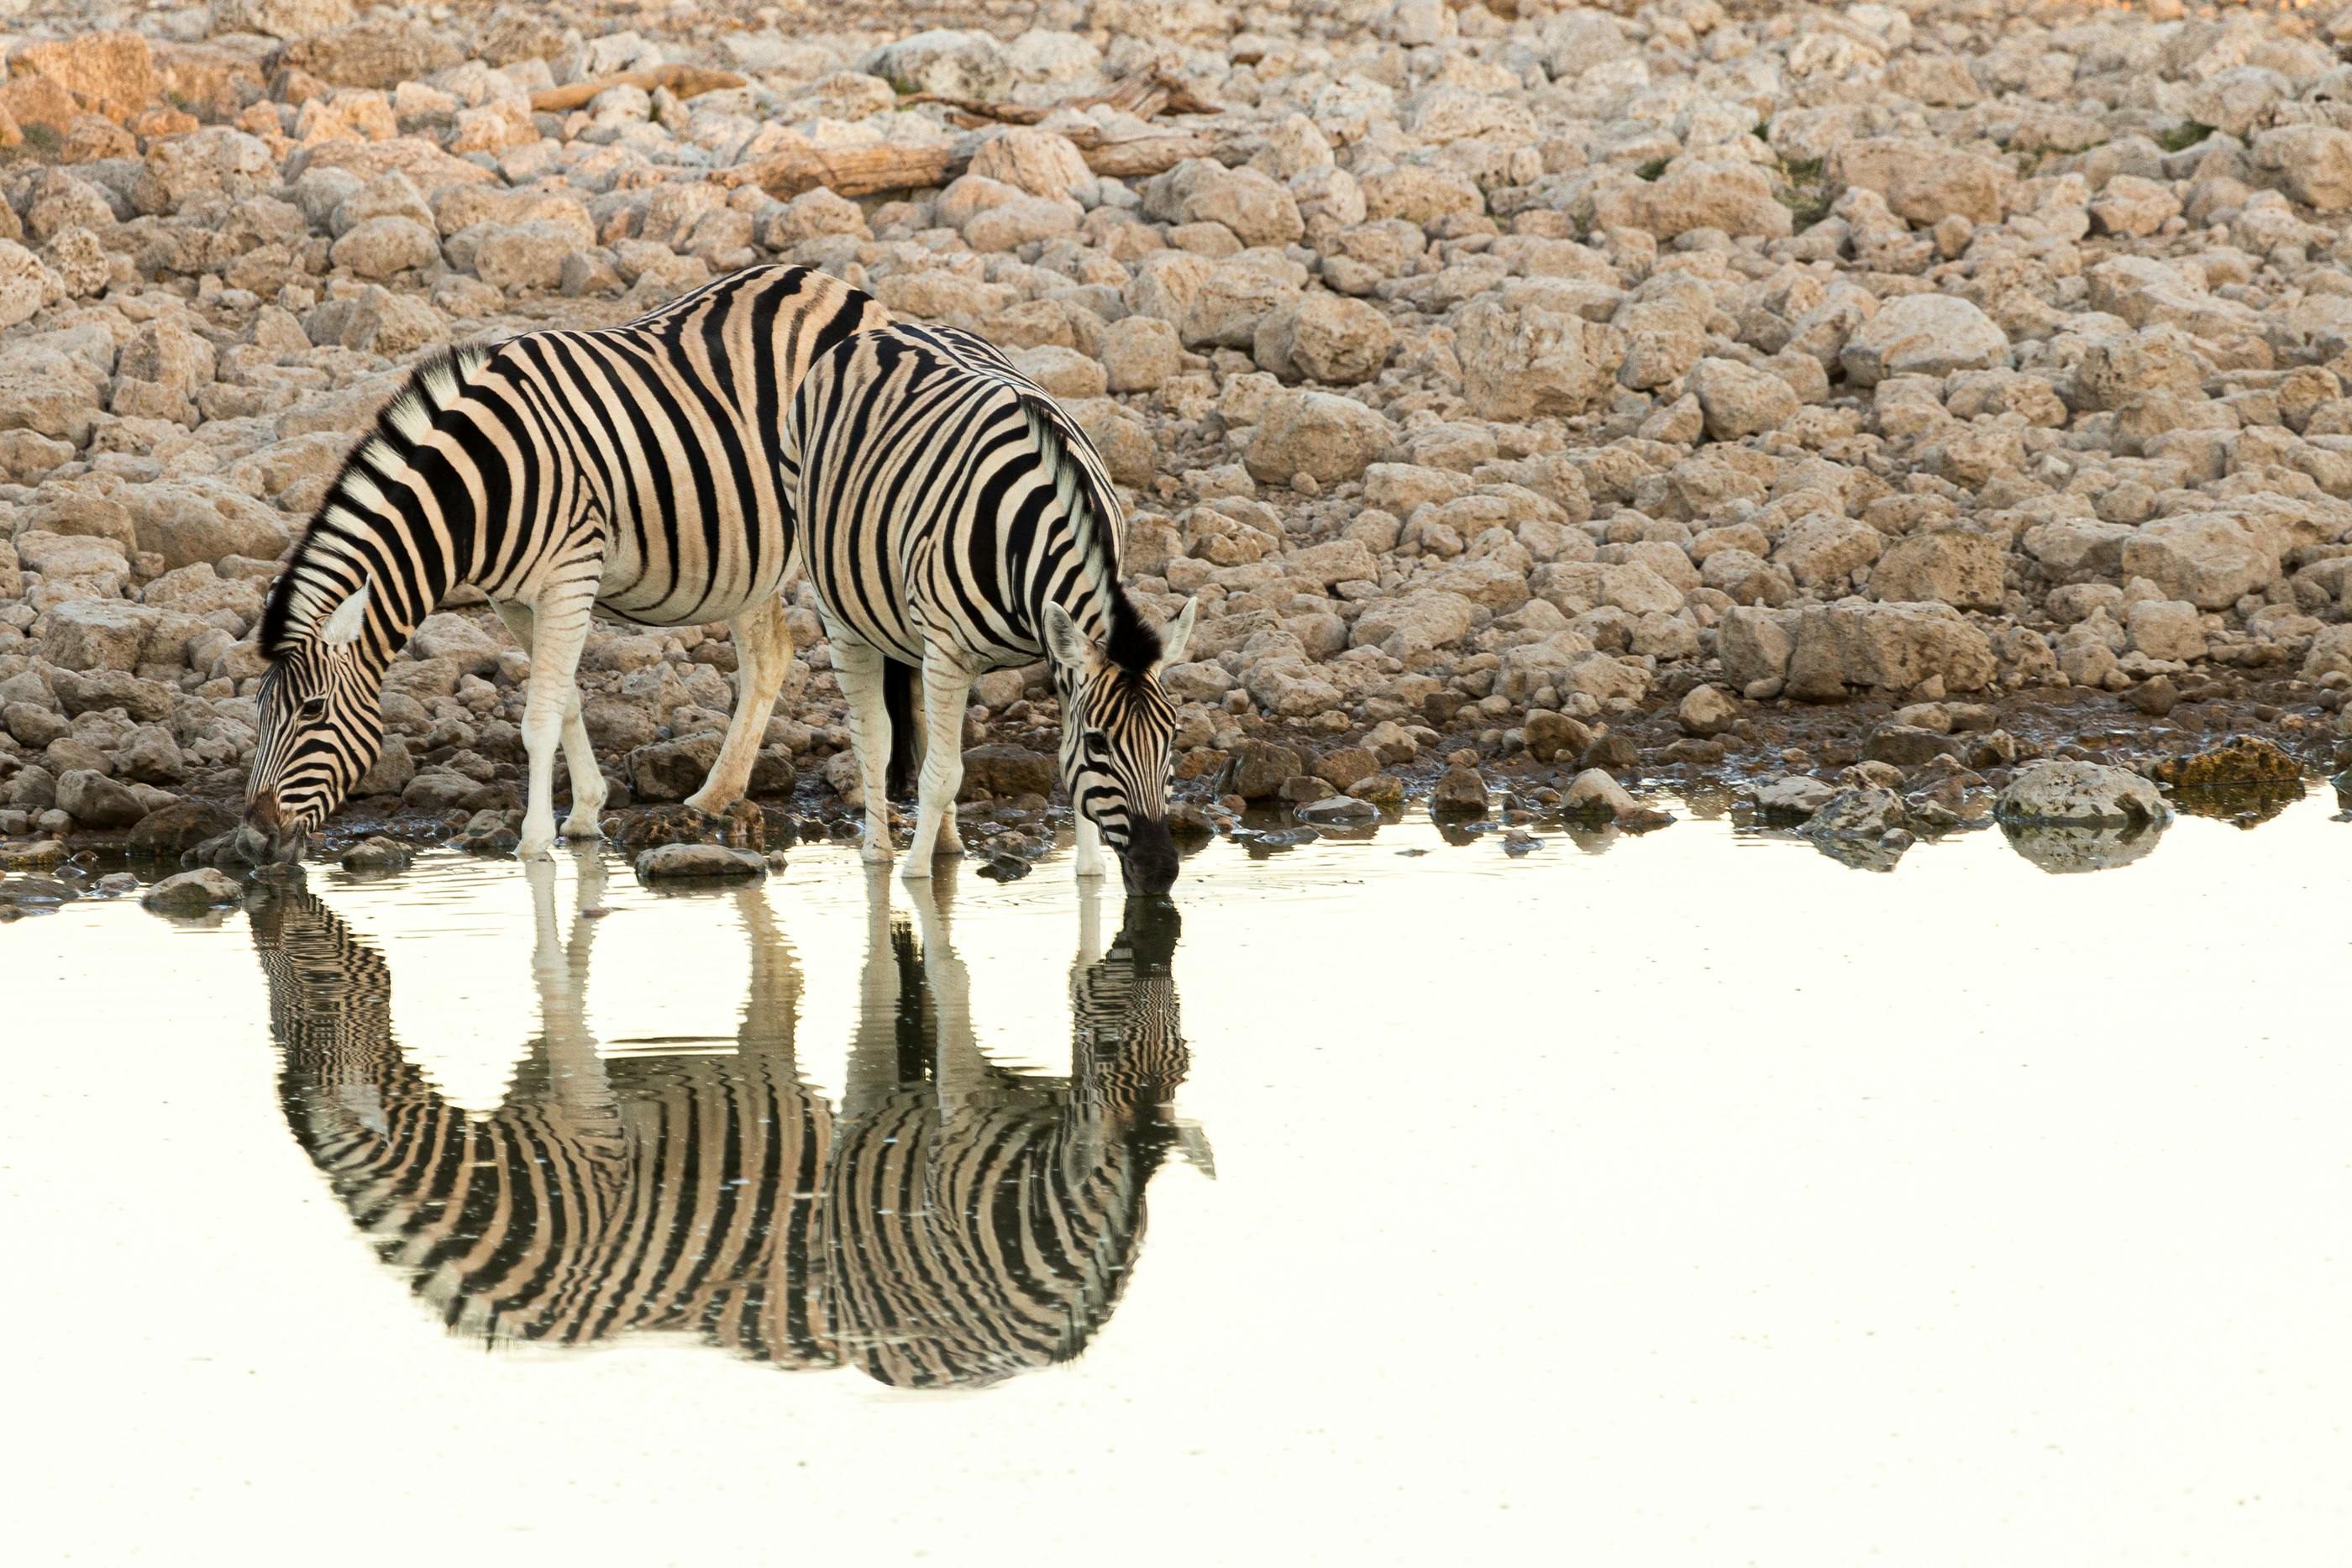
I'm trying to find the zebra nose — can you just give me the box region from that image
[247,794,283,836]
[1120,818,1179,895]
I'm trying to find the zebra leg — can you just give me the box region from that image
[900,651,972,878]
[832,636,896,863]
[686,595,795,817]
[517,575,598,861]
[493,600,606,841]
[1074,814,1108,880]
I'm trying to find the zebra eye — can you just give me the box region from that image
[299,696,328,720]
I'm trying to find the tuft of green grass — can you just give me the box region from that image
[2155,121,2213,154]
[1635,156,1670,181]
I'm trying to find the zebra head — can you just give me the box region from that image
[1043,597,1198,895]
[241,580,382,863]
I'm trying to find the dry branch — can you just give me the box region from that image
[529,65,749,114]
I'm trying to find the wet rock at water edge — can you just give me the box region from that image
[1430,765,1489,818]
[2150,737,2302,789]
[1995,762,2171,828]
[0,839,67,870]
[1221,739,1304,802]
[92,872,140,898]
[0,875,80,910]
[339,836,413,873]
[127,800,238,857]
[633,842,766,883]
[1562,768,1671,830]
[1746,774,1838,820]
[612,800,765,851]
[976,851,1031,882]
[1501,830,1543,857]
[141,868,245,915]
[1295,793,1378,828]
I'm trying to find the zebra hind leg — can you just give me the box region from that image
[900,652,972,878]
[832,637,897,863]
[685,596,795,818]
[494,600,606,842]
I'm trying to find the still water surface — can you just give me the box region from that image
[8,795,2349,1565]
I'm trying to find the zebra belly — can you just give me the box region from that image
[591,506,795,628]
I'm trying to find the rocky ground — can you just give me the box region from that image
[3,0,2351,895]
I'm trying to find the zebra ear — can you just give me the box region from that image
[318,580,371,648]
[1159,598,1198,667]
[1042,601,1092,669]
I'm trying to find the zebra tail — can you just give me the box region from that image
[883,658,918,799]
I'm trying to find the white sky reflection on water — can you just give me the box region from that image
[7,791,2349,1566]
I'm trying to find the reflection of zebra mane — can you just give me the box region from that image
[249,871,1191,1387]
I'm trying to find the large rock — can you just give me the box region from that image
[1745,603,1997,700]
[1254,292,1394,385]
[1869,531,2006,609]
[959,743,1056,799]
[1995,762,2172,827]
[1349,590,1478,658]
[1840,295,2009,386]
[142,867,245,914]
[864,29,1010,98]
[2117,514,2278,609]
[40,600,154,673]
[2251,125,2352,213]
[124,480,291,571]
[1688,357,1800,441]
[1593,160,1792,240]
[633,843,766,882]
[1245,391,1393,485]
[627,734,722,801]
[212,0,358,39]
[126,800,235,856]
[1826,138,2009,226]
[8,32,156,119]
[1455,299,1623,420]
[276,18,463,88]
[329,215,439,280]
[57,768,145,828]
[0,240,65,332]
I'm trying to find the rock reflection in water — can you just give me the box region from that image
[1998,819,2167,875]
[248,857,1201,1389]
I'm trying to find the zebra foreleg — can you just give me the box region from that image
[900,652,973,878]
[493,600,606,841]
[1074,815,1108,880]
[686,596,795,818]
[832,636,897,863]
[516,575,599,861]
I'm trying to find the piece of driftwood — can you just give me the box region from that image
[712,125,1227,200]
[713,139,964,199]
[900,65,1221,128]
[529,65,749,114]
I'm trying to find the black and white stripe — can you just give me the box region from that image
[242,264,891,863]
[249,870,1196,1384]
[783,320,1198,893]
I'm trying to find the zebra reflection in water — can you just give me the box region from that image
[249,858,1201,1388]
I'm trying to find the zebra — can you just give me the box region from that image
[827,873,1195,1387]
[249,858,1201,1384]
[238,264,892,865]
[783,318,1199,894]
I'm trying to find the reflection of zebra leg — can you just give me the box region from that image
[842,864,912,1120]
[524,854,617,1130]
[906,875,990,1109]
[732,881,801,1058]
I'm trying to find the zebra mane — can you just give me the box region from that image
[1015,394,1163,673]
[260,341,496,656]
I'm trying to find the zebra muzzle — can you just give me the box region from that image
[1118,817,1179,895]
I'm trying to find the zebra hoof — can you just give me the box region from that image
[860,842,893,864]
[900,857,933,881]
[517,835,557,862]
[560,815,603,841]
